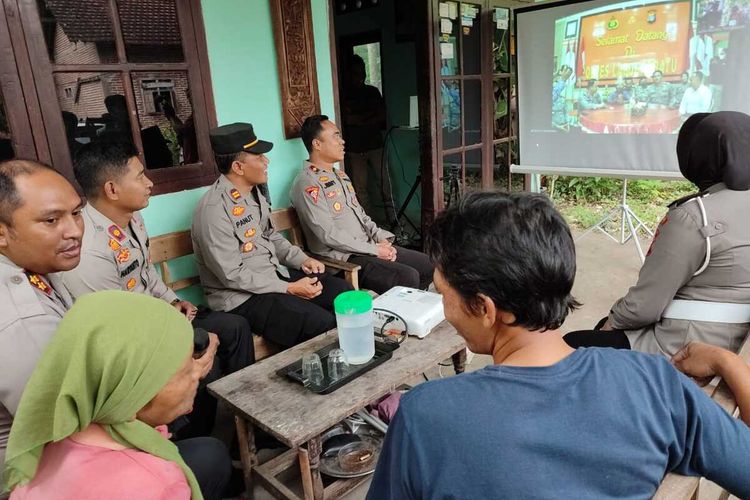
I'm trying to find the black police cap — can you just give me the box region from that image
[209,122,273,155]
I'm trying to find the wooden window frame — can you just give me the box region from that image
[431,0,517,207]
[10,0,218,195]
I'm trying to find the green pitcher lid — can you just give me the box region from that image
[334,290,372,315]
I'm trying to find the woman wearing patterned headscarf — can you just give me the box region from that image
[566,111,750,356]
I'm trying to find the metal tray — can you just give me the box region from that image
[276,340,399,395]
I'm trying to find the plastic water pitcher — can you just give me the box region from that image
[334,290,375,365]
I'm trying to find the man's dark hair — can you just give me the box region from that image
[652,70,663,77]
[587,79,598,88]
[0,159,56,226]
[214,151,244,175]
[692,70,705,83]
[300,114,329,153]
[74,141,139,199]
[426,191,580,331]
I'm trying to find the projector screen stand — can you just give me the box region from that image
[575,179,653,263]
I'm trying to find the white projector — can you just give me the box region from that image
[372,286,445,338]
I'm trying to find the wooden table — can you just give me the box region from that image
[208,322,466,500]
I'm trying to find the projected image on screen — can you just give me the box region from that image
[551,0,748,134]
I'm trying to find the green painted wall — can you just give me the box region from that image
[143,0,337,235]
[141,0,337,301]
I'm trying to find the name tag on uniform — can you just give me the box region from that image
[120,260,140,277]
[235,214,254,228]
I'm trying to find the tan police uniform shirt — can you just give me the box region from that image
[609,183,750,355]
[290,161,394,261]
[0,255,72,476]
[192,175,308,312]
[61,204,178,303]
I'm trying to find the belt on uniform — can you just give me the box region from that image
[662,299,750,323]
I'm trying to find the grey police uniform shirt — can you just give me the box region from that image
[290,161,394,262]
[0,255,72,476]
[191,175,308,312]
[61,204,178,303]
[609,183,750,356]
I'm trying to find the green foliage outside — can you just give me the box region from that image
[545,176,695,230]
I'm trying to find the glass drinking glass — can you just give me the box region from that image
[327,348,349,381]
[302,353,324,387]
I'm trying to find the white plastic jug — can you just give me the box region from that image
[334,290,374,365]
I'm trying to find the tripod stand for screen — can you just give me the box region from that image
[575,179,654,263]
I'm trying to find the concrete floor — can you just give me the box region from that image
[237,230,649,499]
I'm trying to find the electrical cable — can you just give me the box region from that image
[373,307,408,344]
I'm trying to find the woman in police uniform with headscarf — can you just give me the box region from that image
[566,111,750,356]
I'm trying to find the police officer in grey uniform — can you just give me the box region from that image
[0,160,83,479]
[62,141,254,439]
[291,115,433,295]
[648,70,673,107]
[193,123,352,348]
[578,80,605,111]
[565,112,750,356]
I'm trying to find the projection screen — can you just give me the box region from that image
[514,0,750,178]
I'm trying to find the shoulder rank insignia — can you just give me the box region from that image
[347,185,355,193]
[108,225,125,242]
[230,188,242,200]
[116,248,131,263]
[232,205,245,217]
[126,278,137,290]
[319,175,330,182]
[326,190,338,199]
[336,170,348,179]
[109,238,121,251]
[244,227,257,238]
[333,201,343,213]
[242,241,255,253]
[305,186,320,204]
[27,273,52,295]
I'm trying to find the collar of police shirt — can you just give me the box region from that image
[0,253,72,311]
[84,203,149,251]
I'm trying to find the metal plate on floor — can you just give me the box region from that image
[319,421,384,478]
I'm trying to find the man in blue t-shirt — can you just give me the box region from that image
[367,191,750,500]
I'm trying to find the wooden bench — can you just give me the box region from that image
[653,335,750,500]
[149,207,361,362]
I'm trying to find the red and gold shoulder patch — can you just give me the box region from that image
[126,278,137,290]
[244,227,256,238]
[232,206,245,217]
[242,241,255,253]
[333,201,343,213]
[230,188,242,200]
[27,274,51,295]
[108,238,121,251]
[305,186,320,204]
[309,165,319,173]
[116,248,130,263]
[108,225,125,242]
